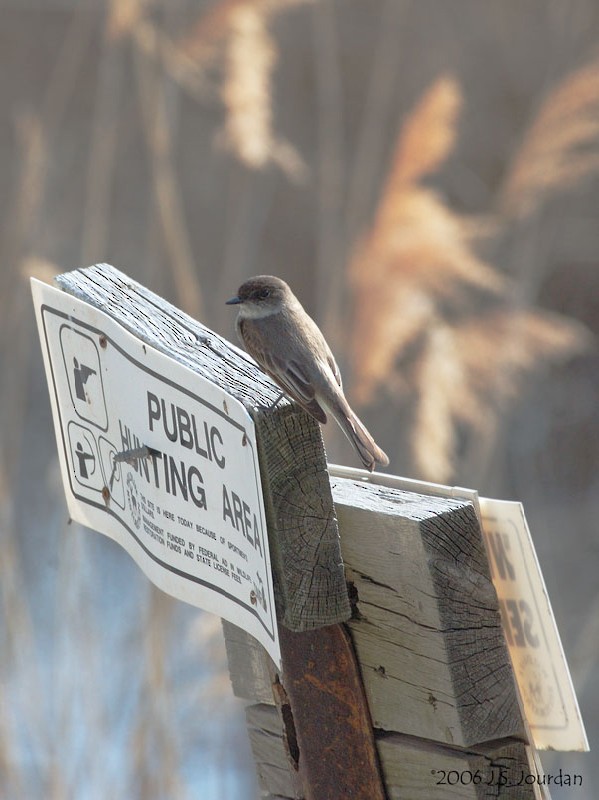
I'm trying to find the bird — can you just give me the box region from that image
[226,275,389,472]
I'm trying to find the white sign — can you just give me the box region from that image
[32,279,280,666]
[328,464,588,753]
[479,498,588,752]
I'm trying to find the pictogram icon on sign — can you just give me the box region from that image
[73,357,96,401]
[67,422,103,492]
[60,325,108,430]
[75,440,95,478]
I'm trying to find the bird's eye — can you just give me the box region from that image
[258,288,271,299]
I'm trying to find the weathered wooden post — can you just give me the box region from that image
[33,264,585,800]
[246,404,387,800]
[33,263,386,799]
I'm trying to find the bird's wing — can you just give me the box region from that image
[238,319,328,424]
[327,353,342,388]
[272,354,329,424]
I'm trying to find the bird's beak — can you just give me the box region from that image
[225,295,242,305]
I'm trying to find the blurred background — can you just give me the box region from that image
[1,0,598,797]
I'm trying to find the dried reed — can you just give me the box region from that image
[106,0,147,41]
[499,56,599,219]
[107,1,309,178]
[132,28,205,316]
[220,4,306,179]
[389,75,462,186]
[350,77,504,404]
[180,0,315,57]
[350,74,589,481]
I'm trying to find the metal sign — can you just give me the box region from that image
[479,498,588,752]
[32,279,281,667]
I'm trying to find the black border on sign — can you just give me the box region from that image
[41,302,276,644]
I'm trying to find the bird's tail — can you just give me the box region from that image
[327,393,389,472]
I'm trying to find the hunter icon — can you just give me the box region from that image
[75,440,95,479]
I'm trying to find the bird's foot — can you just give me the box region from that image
[254,391,287,414]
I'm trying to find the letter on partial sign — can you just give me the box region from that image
[488,532,516,581]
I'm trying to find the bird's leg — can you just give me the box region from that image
[254,391,287,414]
[268,391,286,411]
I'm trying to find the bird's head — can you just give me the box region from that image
[226,275,292,319]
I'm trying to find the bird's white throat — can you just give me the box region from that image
[236,303,280,320]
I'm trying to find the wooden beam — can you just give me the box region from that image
[245,703,303,799]
[243,704,536,800]
[376,734,536,800]
[250,404,351,629]
[331,476,525,748]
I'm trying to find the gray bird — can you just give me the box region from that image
[226,275,389,472]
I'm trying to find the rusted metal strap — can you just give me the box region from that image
[277,623,387,800]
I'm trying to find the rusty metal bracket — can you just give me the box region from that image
[277,623,387,800]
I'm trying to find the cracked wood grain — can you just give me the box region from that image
[243,704,535,800]
[331,477,525,749]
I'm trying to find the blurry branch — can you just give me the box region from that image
[0,12,98,793]
[312,0,345,343]
[132,590,182,800]
[38,2,97,135]
[499,56,599,220]
[0,1,95,332]
[133,30,204,317]
[345,0,408,238]
[6,0,95,280]
[349,75,591,482]
[20,256,60,285]
[53,525,101,799]
[82,9,127,264]
[133,19,215,100]
[127,597,235,798]
[5,113,46,280]
[108,1,216,102]
[109,0,217,113]
[0,469,49,798]
[1,118,47,480]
